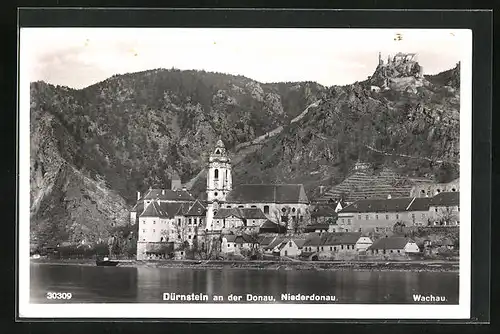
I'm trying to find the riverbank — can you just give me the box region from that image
[30,258,459,272]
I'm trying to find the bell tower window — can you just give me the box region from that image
[215,149,220,155]
[214,169,219,179]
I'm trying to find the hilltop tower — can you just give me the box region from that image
[205,139,232,232]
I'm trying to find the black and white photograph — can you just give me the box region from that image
[18,25,472,319]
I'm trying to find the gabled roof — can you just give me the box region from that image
[265,237,286,250]
[140,201,192,219]
[311,204,338,218]
[142,189,195,201]
[213,207,267,220]
[131,201,144,213]
[140,201,162,217]
[340,197,414,213]
[214,208,238,219]
[368,237,414,250]
[407,197,432,211]
[259,220,287,233]
[185,200,206,216]
[258,236,276,246]
[430,192,459,207]
[226,184,309,204]
[239,208,268,219]
[303,232,361,246]
[224,233,258,244]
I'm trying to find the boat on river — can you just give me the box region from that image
[96,257,119,267]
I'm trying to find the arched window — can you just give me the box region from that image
[160,237,164,242]
[215,149,220,155]
[451,188,456,192]
[214,169,219,179]
[264,206,270,214]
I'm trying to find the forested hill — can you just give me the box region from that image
[30,63,459,246]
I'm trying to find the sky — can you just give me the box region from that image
[21,28,469,89]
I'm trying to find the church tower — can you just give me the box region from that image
[206,139,232,202]
[205,139,232,233]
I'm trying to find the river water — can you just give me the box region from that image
[30,263,459,304]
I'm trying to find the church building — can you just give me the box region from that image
[134,139,310,260]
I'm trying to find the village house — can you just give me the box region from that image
[337,195,440,233]
[428,192,460,226]
[367,237,420,259]
[262,236,286,255]
[221,234,259,255]
[355,236,373,251]
[275,238,306,257]
[310,204,338,224]
[301,232,364,260]
[212,207,268,234]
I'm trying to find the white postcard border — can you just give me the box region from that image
[18,28,472,319]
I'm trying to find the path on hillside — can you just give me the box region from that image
[183,100,322,189]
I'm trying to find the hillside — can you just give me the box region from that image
[29,69,324,246]
[232,62,460,196]
[30,61,460,246]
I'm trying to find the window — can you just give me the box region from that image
[178,234,181,239]
[365,215,369,220]
[178,220,181,226]
[227,244,230,248]
[411,213,415,219]
[160,237,164,242]
[386,214,389,220]
[238,205,244,208]
[251,205,257,208]
[188,218,192,225]
[358,215,361,220]
[292,208,296,213]
[226,205,232,208]
[153,229,155,233]
[299,215,303,222]
[188,235,191,239]
[435,208,438,212]
[341,245,344,250]
[284,250,288,256]
[348,219,351,224]
[264,205,269,214]
[334,247,337,251]
[214,192,218,197]
[289,241,293,247]
[142,229,146,233]
[153,221,156,224]
[282,208,286,213]
[330,247,332,251]
[421,213,426,219]
[397,250,400,253]
[452,188,456,192]
[214,169,219,179]
[396,214,399,219]
[321,247,324,251]
[215,149,220,154]
[390,250,393,253]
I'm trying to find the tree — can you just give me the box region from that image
[273,206,291,233]
[437,206,458,226]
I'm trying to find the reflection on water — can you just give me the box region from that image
[30,263,459,304]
